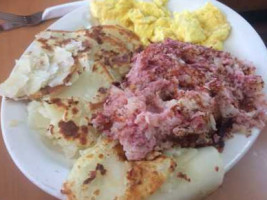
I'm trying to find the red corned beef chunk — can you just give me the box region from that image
[93,39,267,160]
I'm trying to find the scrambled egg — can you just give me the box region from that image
[91,0,231,50]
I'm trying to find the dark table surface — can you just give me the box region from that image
[239,9,267,45]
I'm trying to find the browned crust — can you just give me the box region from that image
[57,119,92,146]
[29,85,64,100]
[37,38,53,51]
[89,101,105,111]
[61,182,77,200]
[86,28,128,52]
[82,163,107,185]
[124,157,173,200]
[91,25,140,43]
[43,98,98,146]
[177,172,191,182]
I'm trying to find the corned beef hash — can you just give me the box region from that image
[93,39,267,160]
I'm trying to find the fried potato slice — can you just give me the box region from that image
[62,139,175,200]
[84,25,143,81]
[26,62,112,157]
[50,62,113,101]
[26,24,142,155]
[0,42,81,100]
[89,25,142,54]
[27,97,104,157]
[62,139,224,200]
[0,25,142,100]
[62,139,129,200]
[149,147,224,200]
[25,25,142,156]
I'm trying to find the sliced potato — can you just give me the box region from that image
[27,98,102,157]
[149,147,224,200]
[62,139,224,200]
[0,43,80,99]
[0,25,142,100]
[62,139,129,200]
[51,61,113,101]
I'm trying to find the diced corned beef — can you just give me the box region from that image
[93,39,267,160]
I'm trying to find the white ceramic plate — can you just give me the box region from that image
[1,0,267,199]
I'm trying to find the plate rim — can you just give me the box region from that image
[1,98,59,197]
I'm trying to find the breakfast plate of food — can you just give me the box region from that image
[1,0,267,199]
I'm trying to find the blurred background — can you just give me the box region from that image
[222,0,267,45]
[222,0,267,11]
